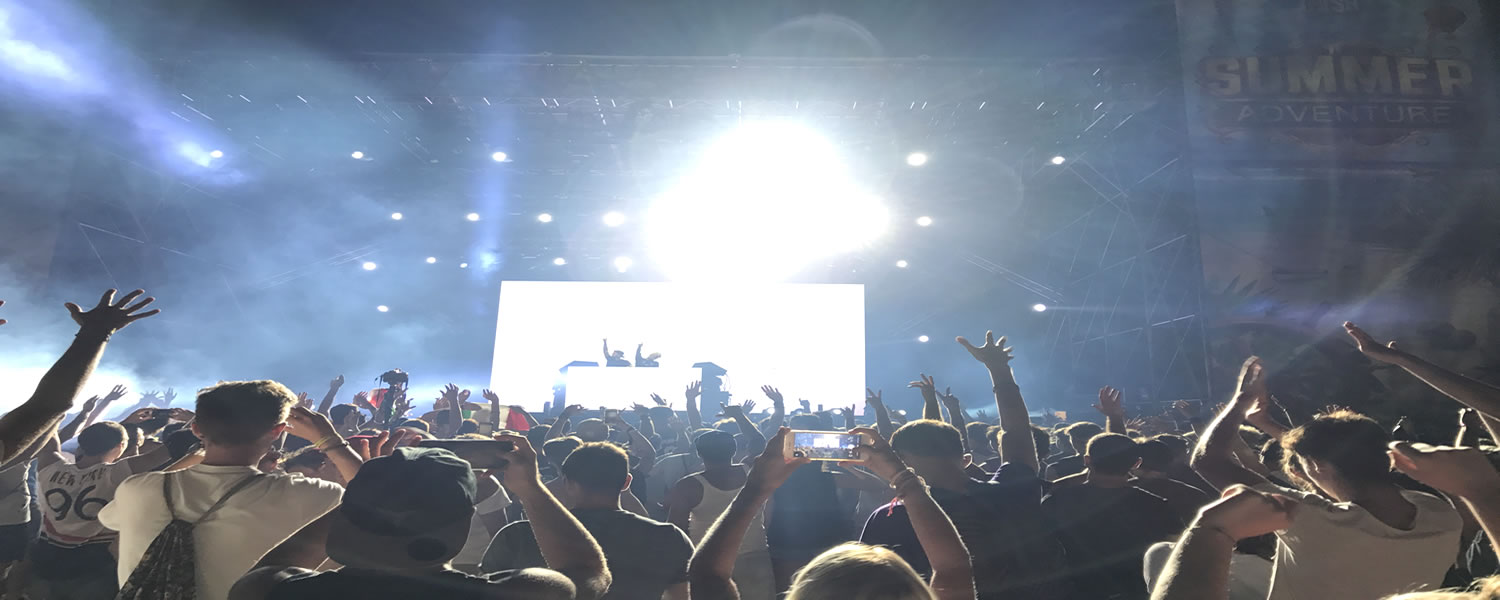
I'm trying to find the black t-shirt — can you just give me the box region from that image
[1047,455,1085,480]
[269,567,574,600]
[1041,484,1182,600]
[1129,477,1212,524]
[484,508,692,600]
[860,463,1069,600]
[766,464,853,560]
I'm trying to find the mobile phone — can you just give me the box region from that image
[784,430,865,462]
[151,408,172,418]
[417,439,516,469]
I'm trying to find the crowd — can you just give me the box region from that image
[0,288,1498,600]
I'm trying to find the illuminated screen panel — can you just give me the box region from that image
[491,281,865,411]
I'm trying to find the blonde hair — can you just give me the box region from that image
[787,543,936,600]
[1387,577,1500,600]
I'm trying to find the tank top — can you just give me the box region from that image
[688,473,767,554]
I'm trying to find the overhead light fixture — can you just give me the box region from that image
[552,257,567,266]
[209,149,224,159]
[895,260,909,268]
[537,213,553,223]
[376,305,389,312]
[425,257,437,264]
[459,262,469,269]
[351,151,365,159]
[361,261,378,271]
[1050,156,1066,165]
[466,213,480,222]
[613,256,633,272]
[1032,303,1048,312]
[906,152,929,167]
[602,211,626,227]
[915,216,933,227]
[491,151,508,162]
[917,335,930,343]
[390,212,403,221]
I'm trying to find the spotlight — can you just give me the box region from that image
[390,212,403,221]
[209,149,224,159]
[915,216,933,227]
[552,257,567,266]
[361,261,378,271]
[537,213,554,223]
[906,152,929,167]
[466,213,480,222]
[425,257,437,264]
[917,335,930,343]
[351,151,365,159]
[491,151,508,162]
[1050,156,1066,165]
[896,260,909,268]
[602,211,626,227]
[459,262,469,269]
[376,305,389,313]
[613,256,633,272]
[1032,303,1048,312]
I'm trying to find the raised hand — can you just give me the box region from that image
[285,406,338,443]
[79,396,101,415]
[1094,386,1124,418]
[845,428,908,481]
[482,389,501,405]
[1344,322,1408,364]
[721,402,746,420]
[937,387,960,408]
[685,381,702,401]
[1244,394,1281,428]
[1197,484,1299,541]
[296,392,312,410]
[458,389,471,405]
[330,375,344,389]
[140,390,161,405]
[631,403,651,416]
[956,330,1014,368]
[104,385,129,403]
[122,408,156,425]
[908,373,937,396]
[799,398,811,413]
[391,392,412,420]
[352,390,370,408]
[441,383,461,404]
[761,385,784,405]
[494,432,543,485]
[865,388,884,408]
[649,393,669,408]
[741,399,757,415]
[1233,357,1266,408]
[65,289,160,334]
[162,388,177,405]
[1389,442,1500,499]
[560,404,585,419]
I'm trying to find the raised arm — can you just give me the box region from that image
[1390,442,1500,553]
[721,401,766,455]
[690,428,810,600]
[497,433,611,600]
[865,389,896,441]
[56,395,101,444]
[0,289,159,462]
[602,338,613,362]
[685,381,704,430]
[283,406,363,483]
[630,404,656,440]
[936,388,969,453]
[1093,386,1127,434]
[605,411,657,475]
[761,385,787,429]
[1190,357,1272,491]
[956,331,1039,473]
[546,404,584,441]
[851,428,974,600]
[910,374,942,421]
[84,385,128,429]
[1347,322,1500,441]
[121,408,195,473]
[1151,485,1298,600]
[315,375,343,416]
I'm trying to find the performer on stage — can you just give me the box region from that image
[602,338,632,367]
[635,343,661,367]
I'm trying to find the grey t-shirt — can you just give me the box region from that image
[484,508,691,600]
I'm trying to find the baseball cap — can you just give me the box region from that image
[326,447,477,569]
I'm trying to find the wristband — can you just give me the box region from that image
[319,441,351,453]
[313,435,341,450]
[75,329,113,343]
[1188,525,1237,545]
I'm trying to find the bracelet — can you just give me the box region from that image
[319,441,351,453]
[313,435,340,450]
[1188,525,1237,545]
[75,329,113,343]
[888,468,921,492]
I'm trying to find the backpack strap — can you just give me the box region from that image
[162,473,179,520]
[195,473,265,524]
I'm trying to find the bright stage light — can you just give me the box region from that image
[425,257,437,264]
[537,213,553,223]
[916,216,933,227]
[602,211,626,227]
[1050,155,1066,165]
[466,213,481,222]
[209,149,224,159]
[917,335,930,343]
[1032,303,1048,312]
[390,212,403,221]
[361,261,378,271]
[613,256,633,272]
[459,262,469,269]
[906,152,929,167]
[351,151,365,159]
[896,260,909,268]
[553,257,567,266]
[376,305,389,313]
[491,151,508,162]
[647,121,888,281]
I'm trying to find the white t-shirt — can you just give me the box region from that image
[98,464,343,600]
[38,459,137,546]
[1254,482,1461,600]
[0,462,33,526]
[453,485,513,566]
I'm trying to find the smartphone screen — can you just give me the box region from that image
[417,439,516,469]
[785,430,862,462]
